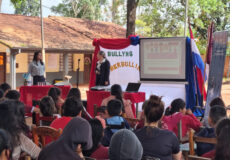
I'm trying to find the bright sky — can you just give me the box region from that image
[1,0,62,17]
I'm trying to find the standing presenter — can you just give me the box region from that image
[28,51,45,85]
[95,51,110,86]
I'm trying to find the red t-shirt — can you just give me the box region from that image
[45,116,72,145]
[90,144,109,159]
[174,114,201,137]
[202,149,215,159]
[50,116,72,130]
[164,113,201,137]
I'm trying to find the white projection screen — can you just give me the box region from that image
[140,37,186,81]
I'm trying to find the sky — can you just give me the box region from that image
[1,0,62,17]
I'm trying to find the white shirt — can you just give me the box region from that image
[28,61,45,76]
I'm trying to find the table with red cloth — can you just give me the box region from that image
[86,90,145,117]
[20,85,71,106]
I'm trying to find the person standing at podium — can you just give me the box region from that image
[95,51,110,86]
[28,51,45,85]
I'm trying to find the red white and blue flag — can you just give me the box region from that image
[189,25,207,103]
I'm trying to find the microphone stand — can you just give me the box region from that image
[76,59,80,88]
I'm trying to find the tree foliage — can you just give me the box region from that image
[11,0,40,16]
[51,0,107,20]
[136,0,230,54]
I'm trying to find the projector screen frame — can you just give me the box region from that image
[139,37,187,82]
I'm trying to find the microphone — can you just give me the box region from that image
[78,59,80,62]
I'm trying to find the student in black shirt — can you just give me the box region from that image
[135,95,181,160]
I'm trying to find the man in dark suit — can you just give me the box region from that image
[95,51,110,86]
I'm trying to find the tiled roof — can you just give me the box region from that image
[0,13,126,51]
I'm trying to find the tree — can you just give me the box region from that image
[135,0,230,54]
[11,0,40,16]
[51,0,107,20]
[111,0,126,24]
[126,0,139,37]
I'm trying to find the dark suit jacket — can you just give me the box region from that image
[96,59,110,86]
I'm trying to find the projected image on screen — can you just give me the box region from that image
[140,37,186,81]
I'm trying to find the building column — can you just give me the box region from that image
[63,53,69,79]
[10,52,16,89]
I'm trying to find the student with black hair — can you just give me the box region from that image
[0,129,12,160]
[210,97,225,107]
[67,88,81,100]
[83,119,109,159]
[39,96,59,126]
[196,105,226,156]
[0,83,11,96]
[101,84,134,118]
[135,95,181,160]
[50,97,82,131]
[162,98,201,137]
[5,90,20,100]
[101,99,130,147]
[48,87,64,114]
[0,100,41,160]
[28,51,45,85]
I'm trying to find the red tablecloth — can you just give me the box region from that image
[86,90,145,117]
[20,85,71,106]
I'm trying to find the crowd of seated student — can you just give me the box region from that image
[2,81,230,160]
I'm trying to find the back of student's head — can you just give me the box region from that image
[48,87,61,104]
[107,99,123,117]
[67,88,81,100]
[144,95,164,123]
[5,90,20,100]
[83,118,103,156]
[39,96,57,116]
[0,100,25,148]
[215,118,230,160]
[209,105,226,126]
[0,129,12,160]
[109,129,143,160]
[210,97,225,108]
[62,97,82,117]
[0,83,11,94]
[170,98,186,114]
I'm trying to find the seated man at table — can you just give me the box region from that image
[101,99,130,147]
[196,105,226,156]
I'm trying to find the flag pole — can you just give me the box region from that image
[40,0,46,77]
[202,22,214,107]
[188,20,199,107]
